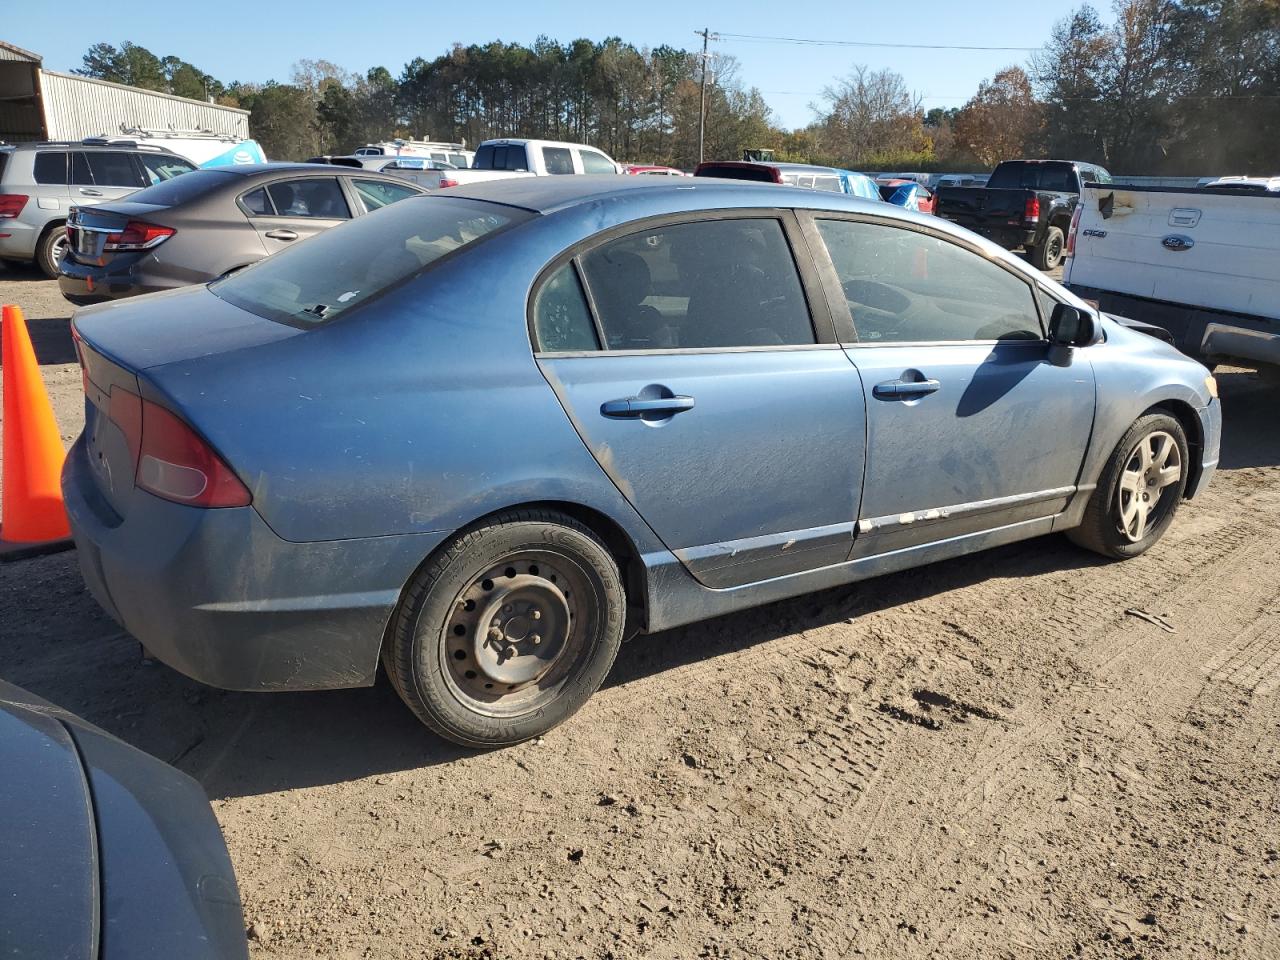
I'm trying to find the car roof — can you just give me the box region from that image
[447,173,900,217]
[207,162,371,177]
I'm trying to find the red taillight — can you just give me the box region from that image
[437,177,460,188]
[1065,203,1083,257]
[0,194,29,219]
[1024,196,1040,222]
[104,220,175,251]
[108,391,250,507]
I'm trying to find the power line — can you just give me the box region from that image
[717,31,1039,52]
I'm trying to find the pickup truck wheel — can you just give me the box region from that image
[1067,413,1189,560]
[1031,226,1065,271]
[385,509,625,748]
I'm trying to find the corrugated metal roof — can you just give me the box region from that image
[0,41,42,63]
[39,70,249,141]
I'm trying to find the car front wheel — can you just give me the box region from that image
[1068,412,1190,559]
[385,510,625,748]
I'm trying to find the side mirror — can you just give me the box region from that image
[1047,303,1098,366]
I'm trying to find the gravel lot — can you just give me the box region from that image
[3,262,1279,959]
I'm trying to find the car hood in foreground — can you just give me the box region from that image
[0,680,248,960]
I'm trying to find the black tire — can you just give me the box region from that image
[1031,226,1065,271]
[385,509,625,748]
[1067,413,1190,559]
[36,223,68,279]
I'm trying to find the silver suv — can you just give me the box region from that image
[0,140,195,277]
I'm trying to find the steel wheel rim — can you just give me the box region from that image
[1116,430,1182,542]
[436,550,596,718]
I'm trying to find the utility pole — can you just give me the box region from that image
[695,28,717,164]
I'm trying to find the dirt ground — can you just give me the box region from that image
[3,262,1279,960]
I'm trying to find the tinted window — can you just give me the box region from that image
[579,218,815,350]
[353,178,420,211]
[542,146,574,175]
[240,187,273,215]
[86,152,144,187]
[70,152,93,185]
[695,164,777,183]
[137,153,196,185]
[124,169,236,206]
[0,151,7,181]
[816,219,1041,343]
[534,263,599,352]
[988,162,1076,192]
[212,196,527,326]
[266,178,350,219]
[475,144,529,171]
[33,151,67,185]
[579,150,615,174]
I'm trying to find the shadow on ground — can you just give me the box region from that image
[0,262,76,365]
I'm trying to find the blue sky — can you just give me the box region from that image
[7,1,1106,129]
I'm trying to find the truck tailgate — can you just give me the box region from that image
[1067,185,1280,321]
[937,187,1028,225]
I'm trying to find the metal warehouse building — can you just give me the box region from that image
[0,40,248,143]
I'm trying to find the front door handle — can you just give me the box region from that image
[265,229,299,241]
[601,395,696,418]
[873,378,941,400]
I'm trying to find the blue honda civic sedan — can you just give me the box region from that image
[63,176,1221,748]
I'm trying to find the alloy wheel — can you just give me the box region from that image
[1116,430,1182,542]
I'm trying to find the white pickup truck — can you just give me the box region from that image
[1064,180,1280,377]
[419,138,621,189]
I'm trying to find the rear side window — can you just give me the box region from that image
[138,153,196,185]
[266,178,350,219]
[33,151,67,185]
[816,218,1041,343]
[212,196,529,326]
[577,218,815,350]
[124,169,235,206]
[86,151,144,187]
[0,151,7,181]
[240,187,273,215]
[579,150,615,174]
[71,152,93,185]
[542,146,574,175]
[533,264,599,352]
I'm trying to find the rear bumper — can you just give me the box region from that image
[62,436,445,692]
[0,219,44,260]
[1067,285,1280,369]
[58,256,160,305]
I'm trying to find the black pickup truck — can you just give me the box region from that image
[935,159,1112,271]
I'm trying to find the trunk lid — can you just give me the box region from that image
[65,201,172,267]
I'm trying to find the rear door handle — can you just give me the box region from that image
[873,378,941,400]
[265,229,299,241]
[78,188,103,197]
[600,395,695,418]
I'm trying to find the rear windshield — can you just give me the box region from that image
[988,162,1077,192]
[475,144,530,171]
[210,196,530,327]
[695,164,777,183]
[124,168,235,206]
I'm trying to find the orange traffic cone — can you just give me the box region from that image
[2,303,72,550]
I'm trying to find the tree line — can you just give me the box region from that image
[74,0,1278,174]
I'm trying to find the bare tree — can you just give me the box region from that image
[812,65,926,165]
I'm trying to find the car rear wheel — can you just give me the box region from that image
[1029,226,1065,271]
[36,224,68,279]
[385,510,625,748]
[1067,413,1189,559]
